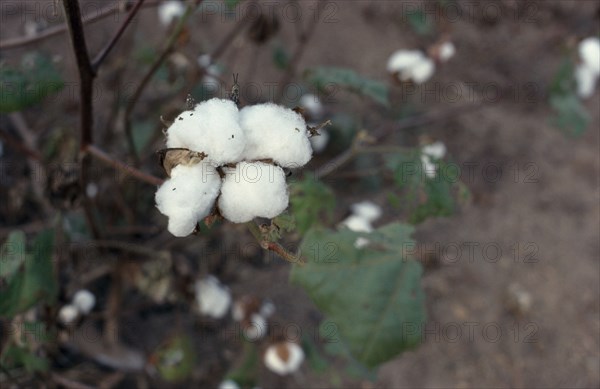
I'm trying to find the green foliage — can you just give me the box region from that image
[272,44,290,70]
[406,10,434,36]
[549,58,591,136]
[304,67,390,107]
[290,222,426,368]
[224,0,242,10]
[132,119,155,154]
[0,230,57,318]
[0,231,26,279]
[1,344,49,373]
[0,53,64,113]
[155,335,196,382]
[289,176,336,234]
[225,342,259,387]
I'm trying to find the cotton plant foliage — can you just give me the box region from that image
[156,98,314,236]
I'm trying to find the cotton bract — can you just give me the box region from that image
[240,103,312,168]
[155,163,221,237]
[166,99,246,166]
[218,161,289,223]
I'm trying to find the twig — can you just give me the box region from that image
[86,144,163,186]
[0,127,42,161]
[275,1,325,103]
[246,222,303,265]
[92,0,146,72]
[123,0,204,164]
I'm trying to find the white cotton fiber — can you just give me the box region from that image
[579,37,600,75]
[575,64,598,99]
[218,161,289,223]
[387,49,436,84]
[72,289,96,314]
[340,215,373,233]
[239,103,312,168]
[422,141,447,160]
[166,98,246,166]
[264,342,305,375]
[195,276,231,319]
[300,94,324,119]
[155,163,221,237]
[438,41,456,62]
[351,201,382,223]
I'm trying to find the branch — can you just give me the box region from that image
[92,0,147,72]
[86,145,164,186]
[123,0,204,163]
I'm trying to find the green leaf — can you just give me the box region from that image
[0,231,26,279]
[550,94,591,137]
[1,345,49,373]
[304,67,390,107]
[289,176,335,234]
[0,53,64,113]
[224,0,241,10]
[155,335,196,382]
[290,223,426,367]
[0,229,57,318]
[406,10,434,36]
[225,342,259,387]
[272,44,290,69]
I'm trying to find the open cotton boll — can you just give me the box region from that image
[579,37,600,75]
[158,1,185,27]
[309,127,329,153]
[575,63,598,99]
[340,215,373,233]
[351,201,382,223]
[218,161,289,223]
[421,154,437,179]
[218,380,240,389]
[439,42,456,62]
[240,104,312,168]
[58,304,79,324]
[195,276,232,319]
[155,163,221,237]
[244,313,268,341]
[422,141,446,160]
[300,94,324,119]
[387,49,436,84]
[72,290,95,314]
[166,98,246,166]
[264,342,305,376]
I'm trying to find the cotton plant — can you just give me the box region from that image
[264,341,305,376]
[387,40,456,84]
[339,201,383,248]
[155,96,323,237]
[57,289,96,325]
[232,295,275,341]
[575,36,600,99]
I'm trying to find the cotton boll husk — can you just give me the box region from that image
[240,104,312,168]
[155,163,221,237]
[340,215,373,233]
[218,161,289,223]
[351,201,382,223]
[158,1,185,27]
[195,276,232,319]
[264,342,304,375]
[579,37,600,75]
[72,290,96,314]
[575,63,598,99]
[166,98,246,165]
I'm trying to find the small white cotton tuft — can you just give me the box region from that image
[579,37,600,75]
[218,161,289,223]
[158,1,185,27]
[58,304,79,324]
[240,104,312,168]
[264,342,304,375]
[72,289,95,314]
[340,215,373,233]
[155,163,221,237]
[218,380,240,389]
[195,276,231,319]
[438,42,456,62]
[309,127,329,154]
[166,98,246,166]
[300,94,324,119]
[575,64,598,99]
[422,141,447,160]
[387,50,436,84]
[421,154,437,179]
[350,201,382,223]
[244,313,268,341]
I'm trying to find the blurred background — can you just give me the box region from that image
[1,0,599,388]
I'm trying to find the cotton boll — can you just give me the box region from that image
[218,161,289,223]
[350,201,382,223]
[387,50,435,84]
[155,163,221,237]
[438,42,456,62]
[422,141,446,160]
[219,380,240,389]
[166,98,246,165]
[354,237,370,249]
[575,63,598,99]
[158,1,185,27]
[72,290,96,314]
[579,37,600,75]
[244,313,268,341]
[299,94,324,119]
[240,104,312,168]
[58,304,79,324]
[421,154,437,179]
[264,342,304,375]
[195,276,232,319]
[340,215,373,233]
